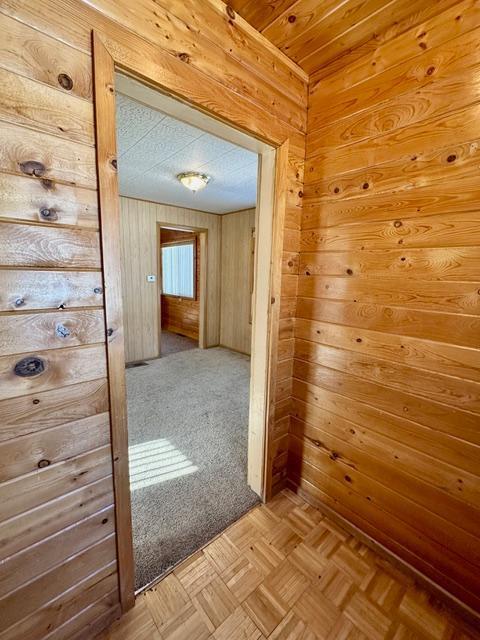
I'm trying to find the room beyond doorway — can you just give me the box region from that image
[113,72,273,591]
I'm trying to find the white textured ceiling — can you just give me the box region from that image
[115,93,258,214]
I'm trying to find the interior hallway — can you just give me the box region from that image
[99,490,479,640]
[126,347,259,589]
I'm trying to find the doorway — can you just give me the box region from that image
[158,224,207,356]
[93,34,286,608]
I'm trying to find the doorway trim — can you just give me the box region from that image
[157,222,208,351]
[93,31,290,612]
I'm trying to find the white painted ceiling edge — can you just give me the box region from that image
[115,74,268,215]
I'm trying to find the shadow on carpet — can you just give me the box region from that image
[126,347,260,590]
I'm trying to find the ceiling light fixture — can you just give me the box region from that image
[177,171,211,192]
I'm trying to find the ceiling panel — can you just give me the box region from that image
[229,0,438,75]
[116,93,258,214]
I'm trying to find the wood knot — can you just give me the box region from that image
[344,475,352,483]
[178,52,190,63]
[419,42,427,50]
[19,160,46,177]
[362,182,369,190]
[330,451,340,460]
[40,207,58,221]
[33,398,40,405]
[346,268,353,275]
[333,187,340,194]
[41,178,54,190]
[401,256,406,261]
[356,337,362,343]
[38,459,51,469]
[57,73,73,90]
[226,5,235,19]
[15,298,25,307]
[94,286,103,294]
[393,220,402,228]
[107,328,114,337]
[14,356,46,377]
[426,65,435,76]
[102,518,109,524]
[110,158,117,171]
[288,14,296,23]
[287,261,294,267]
[447,154,456,163]
[298,190,303,198]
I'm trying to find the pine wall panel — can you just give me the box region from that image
[0,1,306,637]
[290,1,480,616]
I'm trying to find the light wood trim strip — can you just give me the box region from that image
[92,31,134,612]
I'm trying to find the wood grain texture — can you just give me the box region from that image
[0,269,104,311]
[0,0,306,635]
[293,0,480,619]
[0,173,98,228]
[229,0,451,74]
[120,197,221,361]
[99,493,480,640]
[0,309,105,356]
[220,208,256,355]
[160,228,200,343]
[93,32,134,613]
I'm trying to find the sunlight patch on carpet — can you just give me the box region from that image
[129,438,198,491]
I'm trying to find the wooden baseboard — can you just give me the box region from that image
[162,325,198,341]
[218,343,251,356]
[286,478,480,633]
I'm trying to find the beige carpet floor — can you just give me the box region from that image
[126,346,259,590]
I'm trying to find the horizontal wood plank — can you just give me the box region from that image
[0,476,113,562]
[0,173,98,228]
[297,274,480,315]
[0,222,100,268]
[0,505,115,597]
[292,379,480,478]
[1,566,117,640]
[0,12,93,100]
[0,309,105,356]
[293,359,480,444]
[0,270,104,311]
[294,317,480,382]
[0,534,117,633]
[0,344,108,400]
[0,412,111,483]
[296,297,480,349]
[0,66,94,145]
[0,446,112,523]
[0,121,96,189]
[299,247,480,281]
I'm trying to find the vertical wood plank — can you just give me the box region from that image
[92,31,134,612]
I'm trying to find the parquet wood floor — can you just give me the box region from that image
[99,490,480,640]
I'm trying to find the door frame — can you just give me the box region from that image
[157,222,208,350]
[93,31,290,611]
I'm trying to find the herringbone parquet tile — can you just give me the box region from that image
[99,490,480,640]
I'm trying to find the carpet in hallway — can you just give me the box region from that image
[126,346,259,590]
[160,330,197,356]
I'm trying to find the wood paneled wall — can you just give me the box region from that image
[291,0,480,616]
[160,228,200,342]
[120,197,220,362]
[0,0,306,636]
[220,208,256,355]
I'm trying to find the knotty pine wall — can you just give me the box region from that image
[220,208,256,355]
[160,228,201,342]
[119,197,220,361]
[0,0,306,637]
[290,0,480,616]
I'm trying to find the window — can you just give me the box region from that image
[161,241,195,298]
